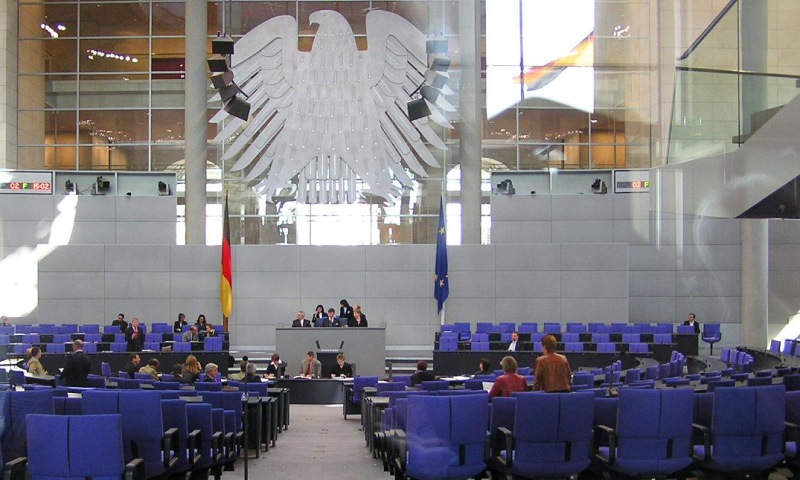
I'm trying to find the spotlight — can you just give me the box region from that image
[407,97,431,122]
[207,54,229,73]
[65,180,77,194]
[496,179,515,195]
[592,180,608,194]
[210,71,234,90]
[591,178,601,190]
[93,176,110,195]
[224,96,251,121]
[158,181,171,196]
[211,34,235,55]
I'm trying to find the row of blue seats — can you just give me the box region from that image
[0,332,227,344]
[442,321,711,337]
[374,385,791,479]
[5,337,225,355]
[1,388,248,480]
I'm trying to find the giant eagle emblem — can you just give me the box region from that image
[210,10,453,205]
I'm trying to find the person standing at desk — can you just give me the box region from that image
[61,339,91,387]
[683,313,700,334]
[292,311,312,328]
[173,313,188,333]
[27,347,47,376]
[349,305,368,327]
[329,353,354,378]
[533,335,571,393]
[112,313,128,333]
[125,317,145,352]
[339,299,354,325]
[299,351,322,378]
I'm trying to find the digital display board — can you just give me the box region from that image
[0,171,53,195]
[613,170,650,193]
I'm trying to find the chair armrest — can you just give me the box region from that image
[224,432,235,459]
[162,427,179,469]
[3,457,27,480]
[124,458,146,480]
[493,427,515,468]
[212,432,223,462]
[594,424,617,464]
[188,429,202,465]
[692,423,711,461]
[391,430,408,480]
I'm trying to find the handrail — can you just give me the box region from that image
[678,0,738,61]
[676,65,800,80]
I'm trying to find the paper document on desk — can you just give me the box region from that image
[482,382,495,392]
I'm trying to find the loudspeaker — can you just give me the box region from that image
[212,35,235,55]
[210,71,234,89]
[207,54,229,73]
[407,98,431,121]
[219,84,239,103]
[224,96,251,121]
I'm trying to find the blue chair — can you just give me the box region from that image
[702,323,722,355]
[204,337,223,351]
[470,341,488,351]
[543,322,560,334]
[621,333,640,343]
[572,371,595,389]
[345,376,379,419]
[195,382,223,392]
[185,403,223,477]
[420,380,449,391]
[592,333,610,343]
[398,393,489,480]
[594,388,694,478]
[747,376,773,387]
[597,342,616,353]
[653,333,672,344]
[26,414,145,480]
[489,391,594,478]
[100,361,112,378]
[518,323,537,334]
[160,399,199,476]
[564,342,584,352]
[439,333,458,352]
[1,389,55,462]
[628,343,649,354]
[693,385,785,475]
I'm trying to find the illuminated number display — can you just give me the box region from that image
[0,172,54,194]
[613,171,650,193]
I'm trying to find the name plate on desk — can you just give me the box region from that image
[275,327,386,378]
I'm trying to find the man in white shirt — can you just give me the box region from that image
[507,331,521,352]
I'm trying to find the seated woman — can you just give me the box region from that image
[348,305,368,327]
[244,362,262,382]
[488,356,528,400]
[181,354,202,384]
[474,358,492,377]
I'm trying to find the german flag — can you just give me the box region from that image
[220,192,233,322]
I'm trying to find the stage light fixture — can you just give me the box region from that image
[407,97,431,122]
[157,181,171,196]
[211,34,235,55]
[224,96,251,121]
[207,54,229,73]
[93,176,110,195]
[210,71,234,89]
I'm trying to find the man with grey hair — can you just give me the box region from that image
[244,362,263,382]
[202,362,219,382]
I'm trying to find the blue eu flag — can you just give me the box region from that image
[434,198,449,313]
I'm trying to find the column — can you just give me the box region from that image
[184,0,208,244]
[741,219,768,349]
[0,1,17,168]
[741,1,768,135]
[458,0,482,244]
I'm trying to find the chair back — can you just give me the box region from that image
[2,389,55,462]
[352,376,379,403]
[510,391,594,478]
[420,380,449,391]
[611,388,694,476]
[118,390,168,478]
[195,381,223,392]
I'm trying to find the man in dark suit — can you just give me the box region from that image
[506,331,525,352]
[291,311,312,328]
[125,317,145,352]
[328,353,354,378]
[111,313,128,333]
[410,360,436,386]
[122,353,140,379]
[329,309,347,327]
[683,313,700,334]
[61,339,91,387]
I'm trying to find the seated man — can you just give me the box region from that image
[182,326,201,342]
[328,353,354,378]
[139,358,160,381]
[27,347,47,376]
[410,360,436,387]
[299,351,321,378]
[203,363,219,382]
[292,311,311,328]
[204,323,218,337]
[111,313,128,333]
[244,362,262,382]
[328,308,346,327]
[122,353,140,379]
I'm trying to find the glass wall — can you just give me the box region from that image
[17,0,658,245]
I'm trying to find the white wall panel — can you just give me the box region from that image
[561,244,628,271]
[366,245,432,271]
[551,221,613,243]
[495,244,561,271]
[106,245,170,272]
[39,245,105,272]
[39,272,105,299]
[104,272,171,298]
[300,246,365,271]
